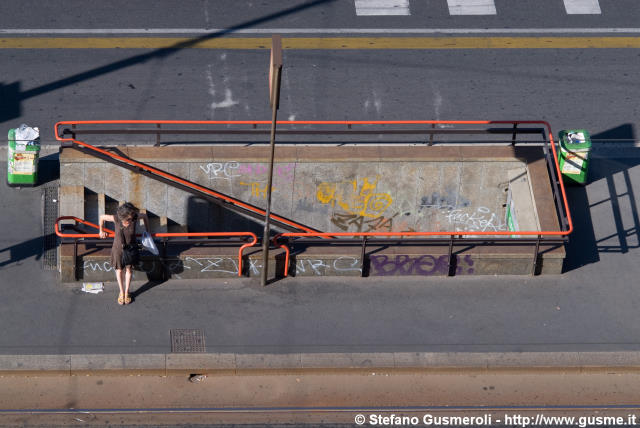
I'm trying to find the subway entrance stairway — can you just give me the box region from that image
[55,120,571,282]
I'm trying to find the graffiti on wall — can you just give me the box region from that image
[419,191,471,212]
[83,256,362,278]
[199,161,241,180]
[330,212,416,234]
[83,254,476,277]
[317,177,392,218]
[418,190,505,232]
[83,261,115,273]
[237,163,295,182]
[444,207,506,232]
[295,256,362,276]
[199,162,295,183]
[82,257,253,278]
[184,256,260,276]
[238,181,275,199]
[369,254,475,276]
[331,212,395,232]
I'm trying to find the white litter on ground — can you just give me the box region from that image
[82,282,104,294]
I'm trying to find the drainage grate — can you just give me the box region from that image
[170,329,206,353]
[42,185,59,270]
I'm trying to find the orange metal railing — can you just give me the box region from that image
[245,119,570,277]
[54,121,572,234]
[55,119,572,278]
[55,216,257,277]
[55,120,322,235]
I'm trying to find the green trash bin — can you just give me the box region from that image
[7,125,40,187]
[558,129,591,186]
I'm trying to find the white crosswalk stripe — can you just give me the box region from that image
[352,0,604,17]
[563,0,601,14]
[446,0,497,15]
[354,0,410,16]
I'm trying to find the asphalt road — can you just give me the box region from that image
[0,1,639,355]
[1,0,640,30]
[1,0,640,142]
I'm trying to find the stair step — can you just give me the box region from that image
[84,192,100,226]
[59,185,84,226]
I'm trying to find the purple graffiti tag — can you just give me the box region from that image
[236,163,295,182]
[413,255,447,276]
[370,254,475,276]
[275,163,295,181]
[455,254,475,275]
[369,255,400,276]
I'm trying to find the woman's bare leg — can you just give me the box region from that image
[124,266,133,303]
[115,268,124,304]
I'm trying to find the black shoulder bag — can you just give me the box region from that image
[120,221,140,266]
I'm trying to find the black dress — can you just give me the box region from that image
[110,218,136,269]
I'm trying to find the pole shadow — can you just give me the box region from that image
[563,124,640,272]
[0,0,336,123]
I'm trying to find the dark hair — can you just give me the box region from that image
[117,202,139,223]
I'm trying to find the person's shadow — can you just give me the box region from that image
[130,256,185,299]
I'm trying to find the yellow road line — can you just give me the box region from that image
[1,37,640,49]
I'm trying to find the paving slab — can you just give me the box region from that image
[0,355,70,374]
[69,353,166,375]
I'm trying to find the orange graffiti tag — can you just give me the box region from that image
[239,181,275,199]
[316,177,392,218]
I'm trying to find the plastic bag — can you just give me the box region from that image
[141,231,159,256]
[15,124,40,143]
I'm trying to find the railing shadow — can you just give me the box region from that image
[563,124,640,272]
[0,235,47,268]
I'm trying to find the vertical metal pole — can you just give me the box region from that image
[447,235,454,276]
[511,123,518,146]
[429,123,435,146]
[155,123,161,147]
[531,234,541,276]
[261,66,281,286]
[73,239,78,281]
[360,236,367,277]
[161,238,168,281]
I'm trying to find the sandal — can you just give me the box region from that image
[117,292,124,305]
[124,294,132,305]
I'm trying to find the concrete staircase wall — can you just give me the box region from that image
[58,145,565,281]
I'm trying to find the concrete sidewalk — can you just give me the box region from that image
[5,349,640,375]
[1,156,640,371]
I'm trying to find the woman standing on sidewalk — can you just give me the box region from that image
[98,202,150,305]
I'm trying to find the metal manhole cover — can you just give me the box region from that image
[170,329,206,353]
[42,185,59,270]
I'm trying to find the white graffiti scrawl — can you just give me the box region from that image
[295,256,362,276]
[199,161,240,180]
[445,206,506,232]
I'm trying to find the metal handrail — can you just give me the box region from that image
[249,120,571,277]
[55,216,258,277]
[54,120,571,229]
[54,119,573,278]
[54,123,322,235]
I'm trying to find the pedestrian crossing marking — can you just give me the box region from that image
[351,0,603,16]
[355,0,410,16]
[563,0,601,14]
[447,0,497,15]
